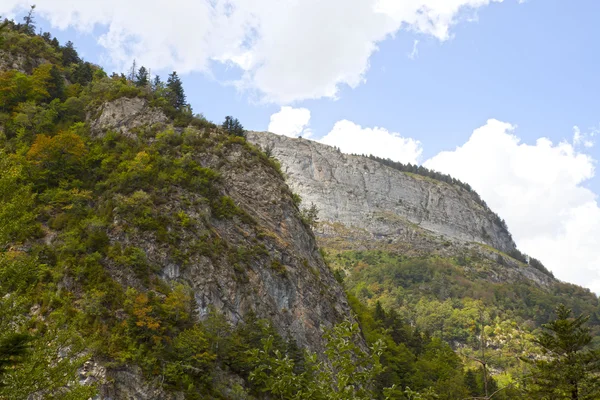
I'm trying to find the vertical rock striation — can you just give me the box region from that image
[247,131,516,254]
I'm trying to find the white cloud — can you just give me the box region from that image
[320,120,423,164]
[1,0,504,103]
[425,119,600,292]
[268,106,312,138]
[573,125,597,148]
[408,40,420,60]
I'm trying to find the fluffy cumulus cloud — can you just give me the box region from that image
[320,120,423,164]
[268,107,312,138]
[1,0,503,103]
[425,120,600,292]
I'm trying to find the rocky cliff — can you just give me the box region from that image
[4,23,595,400]
[90,99,352,353]
[3,95,355,399]
[247,131,515,253]
[246,131,554,287]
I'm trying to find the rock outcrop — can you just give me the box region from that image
[76,99,356,398]
[247,131,555,288]
[86,98,351,354]
[247,131,515,253]
[0,50,49,73]
[89,97,168,137]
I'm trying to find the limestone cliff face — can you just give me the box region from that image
[247,131,516,254]
[89,97,168,137]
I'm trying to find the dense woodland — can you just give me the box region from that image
[1,11,599,400]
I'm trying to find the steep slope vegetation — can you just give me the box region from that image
[3,17,599,400]
[0,22,353,398]
[246,130,600,382]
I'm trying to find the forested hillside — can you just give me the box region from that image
[1,12,600,400]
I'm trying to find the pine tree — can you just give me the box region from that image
[0,333,30,378]
[526,304,600,399]
[465,369,479,395]
[374,301,386,323]
[135,66,149,87]
[166,71,186,110]
[152,75,163,91]
[48,65,65,100]
[222,116,245,137]
[21,5,36,35]
[61,41,80,66]
[73,62,93,85]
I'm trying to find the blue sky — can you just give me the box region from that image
[31,0,599,185]
[4,0,600,292]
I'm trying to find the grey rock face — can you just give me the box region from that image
[89,97,168,137]
[81,361,180,400]
[72,107,355,398]
[0,50,48,73]
[88,105,351,353]
[247,131,516,254]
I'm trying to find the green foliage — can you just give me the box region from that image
[1,21,593,400]
[0,20,8,47]
[0,23,62,69]
[0,154,38,248]
[108,244,157,281]
[211,196,242,219]
[524,305,600,399]
[248,320,388,400]
[135,66,149,87]
[0,324,97,399]
[331,251,599,336]
[0,23,314,399]
[166,71,186,110]
[222,115,245,137]
[528,256,554,277]
[347,293,475,400]
[0,333,31,378]
[73,62,94,86]
[300,202,320,230]
[326,250,600,399]
[292,192,302,208]
[21,6,36,35]
[26,130,88,186]
[409,338,469,399]
[164,326,217,394]
[61,40,80,66]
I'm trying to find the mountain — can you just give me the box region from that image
[246,131,553,286]
[2,18,600,400]
[247,130,600,380]
[0,22,356,398]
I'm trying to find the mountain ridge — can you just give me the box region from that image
[246,131,515,252]
[2,19,599,399]
[246,130,554,286]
